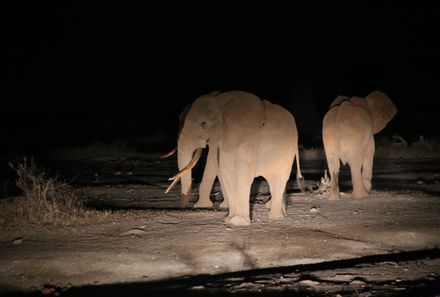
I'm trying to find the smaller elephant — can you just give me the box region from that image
[322,91,397,200]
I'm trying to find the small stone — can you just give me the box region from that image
[12,238,23,245]
[191,285,205,290]
[298,280,319,288]
[120,228,148,236]
[350,279,366,286]
[42,286,56,295]
[310,206,319,214]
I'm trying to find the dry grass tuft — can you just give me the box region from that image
[0,158,90,228]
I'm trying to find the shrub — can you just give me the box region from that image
[1,158,88,228]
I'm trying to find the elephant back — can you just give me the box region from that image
[262,100,296,135]
[329,95,350,108]
[221,92,265,149]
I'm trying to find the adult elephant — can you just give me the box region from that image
[165,90,303,226]
[322,91,397,200]
[161,93,223,209]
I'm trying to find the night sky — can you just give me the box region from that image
[5,2,440,153]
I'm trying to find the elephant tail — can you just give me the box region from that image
[294,146,305,193]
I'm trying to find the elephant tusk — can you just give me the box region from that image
[164,176,181,194]
[164,148,203,194]
[160,148,177,159]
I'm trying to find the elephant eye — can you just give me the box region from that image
[201,121,207,128]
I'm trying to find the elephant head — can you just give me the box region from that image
[165,93,227,208]
[160,91,221,160]
[365,91,397,134]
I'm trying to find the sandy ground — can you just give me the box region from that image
[0,154,440,296]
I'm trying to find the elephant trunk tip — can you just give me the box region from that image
[179,193,191,209]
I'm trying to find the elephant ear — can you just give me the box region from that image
[188,94,223,129]
[329,95,349,108]
[365,91,397,134]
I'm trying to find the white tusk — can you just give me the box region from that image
[160,148,177,159]
[164,148,203,194]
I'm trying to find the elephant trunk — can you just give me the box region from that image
[172,128,204,208]
[164,147,203,205]
[177,149,197,208]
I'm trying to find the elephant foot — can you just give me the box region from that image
[268,209,285,220]
[352,189,368,199]
[327,192,340,201]
[225,215,250,226]
[363,179,372,192]
[179,193,191,208]
[218,200,229,209]
[194,199,213,208]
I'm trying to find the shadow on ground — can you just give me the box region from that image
[3,249,440,297]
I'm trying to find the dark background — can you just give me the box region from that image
[4,1,440,154]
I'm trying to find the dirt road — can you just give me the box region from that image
[0,155,439,296]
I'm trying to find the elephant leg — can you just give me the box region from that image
[326,153,341,200]
[362,137,375,193]
[222,155,253,226]
[194,148,217,208]
[266,176,287,220]
[218,174,229,209]
[350,158,368,198]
